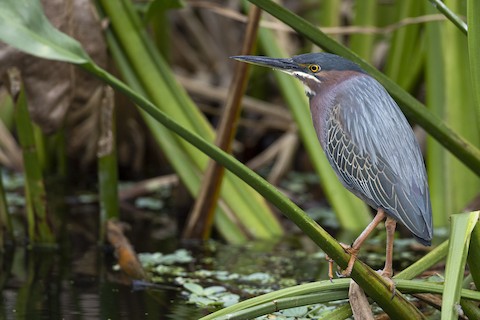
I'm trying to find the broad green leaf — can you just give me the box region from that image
[442,211,479,320]
[184,282,204,295]
[0,0,90,64]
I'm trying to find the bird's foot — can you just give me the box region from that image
[339,243,359,277]
[376,269,396,299]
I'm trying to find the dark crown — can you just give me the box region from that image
[292,53,365,73]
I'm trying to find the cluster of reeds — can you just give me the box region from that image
[0,0,479,318]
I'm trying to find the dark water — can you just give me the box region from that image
[0,227,333,320]
[0,246,204,320]
[0,188,430,319]
[0,196,206,320]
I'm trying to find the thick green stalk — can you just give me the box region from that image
[461,270,480,320]
[99,0,283,240]
[0,170,13,248]
[428,0,468,35]
[442,0,480,214]
[201,276,480,319]
[317,0,341,42]
[467,224,480,290]
[349,0,377,62]
[322,240,450,319]
[8,69,54,244]
[318,0,341,27]
[384,0,424,92]
[119,0,212,138]
[246,0,480,177]
[97,87,119,242]
[424,2,448,227]
[104,30,247,243]
[396,240,448,280]
[467,0,480,137]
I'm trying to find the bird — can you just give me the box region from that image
[233,53,432,278]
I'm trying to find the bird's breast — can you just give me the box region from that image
[306,71,365,149]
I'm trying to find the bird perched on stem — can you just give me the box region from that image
[233,53,432,278]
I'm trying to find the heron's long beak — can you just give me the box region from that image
[231,55,299,72]
[233,55,321,97]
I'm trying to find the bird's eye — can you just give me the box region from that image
[308,64,320,73]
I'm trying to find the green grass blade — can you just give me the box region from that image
[467,224,480,290]
[200,279,351,320]
[467,0,480,135]
[210,292,349,320]
[104,30,247,244]
[349,0,377,61]
[97,87,119,242]
[99,0,282,240]
[0,169,13,248]
[246,0,480,177]
[461,300,480,320]
[200,276,480,320]
[441,211,479,320]
[7,68,54,244]
[424,1,449,227]
[395,240,448,280]
[384,1,424,92]
[119,0,212,138]
[320,239,450,320]
[428,0,468,35]
[318,0,341,29]
[441,0,480,215]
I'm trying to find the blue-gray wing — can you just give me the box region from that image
[324,75,432,245]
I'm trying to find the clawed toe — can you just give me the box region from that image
[338,243,359,277]
[376,269,396,298]
[339,242,354,252]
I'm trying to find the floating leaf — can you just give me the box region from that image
[184,282,204,295]
[203,286,227,295]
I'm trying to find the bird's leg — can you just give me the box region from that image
[378,216,397,297]
[381,216,397,278]
[326,255,334,281]
[340,209,386,276]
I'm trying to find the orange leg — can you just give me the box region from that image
[326,255,334,281]
[341,209,387,276]
[381,216,397,278]
[379,216,397,296]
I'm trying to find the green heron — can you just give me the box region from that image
[233,53,432,277]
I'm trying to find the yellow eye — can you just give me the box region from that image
[309,64,320,73]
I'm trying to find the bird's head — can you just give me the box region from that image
[232,53,365,98]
